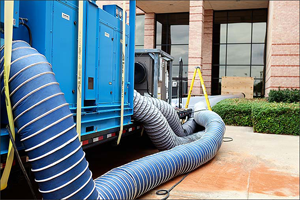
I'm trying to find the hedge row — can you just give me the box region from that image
[212,99,300,135]
[212,99,260,127]
[268,88,300,103]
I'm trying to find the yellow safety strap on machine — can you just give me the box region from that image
[117,1,126,145]
[185,66,212,111]
[1,0,15,191]
[76,0,83,141]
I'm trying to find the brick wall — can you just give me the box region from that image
[144,13,155,49]
[188,1,204,95]
[202,9,213,95]
[265,1,300,96]
[187,2,213,96]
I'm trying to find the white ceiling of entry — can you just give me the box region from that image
[136,0,269,13]
[205,0,269,10]
[136,1,190,13]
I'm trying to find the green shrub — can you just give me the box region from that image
[252,102,300,135]
[268,88,300,103]
[213,98,300,135]
[212,99,257,126]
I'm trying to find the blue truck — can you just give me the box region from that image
[0,0,140,167]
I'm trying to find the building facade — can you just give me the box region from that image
[97,1,299,97]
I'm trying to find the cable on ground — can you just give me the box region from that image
[156,172,191,200]
[223,137,233,142]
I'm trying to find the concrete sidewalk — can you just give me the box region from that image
[141,126,300,199]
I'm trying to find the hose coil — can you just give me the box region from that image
[1,41,225,199]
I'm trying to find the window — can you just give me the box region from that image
[212,9,267,97]
[135,15,145,49]
[156,13,189,96]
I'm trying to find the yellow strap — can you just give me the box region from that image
[1,0,15,191]
[185,66,212,111]
[117,1,126,145]
[76,0,83,141]
[185,68,197,109]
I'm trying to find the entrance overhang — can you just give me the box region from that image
[136,0,268,13]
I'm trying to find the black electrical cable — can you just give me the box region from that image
[6,126,37,199]
[156,172,191,200]
[19,21,32,46]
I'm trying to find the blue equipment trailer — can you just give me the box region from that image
[0,0,138,157]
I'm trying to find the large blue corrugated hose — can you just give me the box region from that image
[0,41,225,199]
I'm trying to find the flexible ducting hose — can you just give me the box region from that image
[193,94,245,112]
[133,91,208,150]
[94,109,225,199]
[1,41,99,199]
[144,96,196,136]
[0,41,225,199]
[182,117,199,135]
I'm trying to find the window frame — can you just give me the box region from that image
[212,9,268,97]
[155,13,190,79]
[155,13,190,97]
[135,14,145,49]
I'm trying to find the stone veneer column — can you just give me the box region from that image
[188,1,205,95]
[144,13,155,49]
[202,9,213,95]
[265,1,300,96]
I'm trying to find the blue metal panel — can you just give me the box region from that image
[52,1,78,105]
[1,0,20,45]
[113,28,130,104]
[14,0,78,106]
[128,0,136,114]
[98,21,114,103]
[84,2,98,101]
[103,4,127,23]
[113,29,122,103]
[0,0,20,28]
[80,6,133,134]
[13,1,52,60]
[99,14,111,104]
[1,1,135,154]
